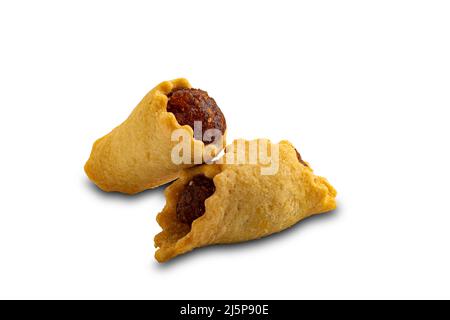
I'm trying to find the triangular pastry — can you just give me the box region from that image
[155,139,336,262]
[85,78,227,194]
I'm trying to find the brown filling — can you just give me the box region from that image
[176,175,216,225]
[295,148,309,167]
[167,88,226,145]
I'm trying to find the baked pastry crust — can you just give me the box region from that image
[84,78,225,194]
[155,139,337,262]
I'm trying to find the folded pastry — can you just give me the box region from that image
[85,78,227,194]
[155,139,337,262]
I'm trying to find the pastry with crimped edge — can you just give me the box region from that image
[85,78,227,194]
[154,139,336,262]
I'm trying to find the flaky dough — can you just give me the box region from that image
[155,139,337,262]
[84,78,225,194]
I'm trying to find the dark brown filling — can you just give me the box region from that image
[176,175,216,225]
[167,88,226,145]
[295,148,309,167]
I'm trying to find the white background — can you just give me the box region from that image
[0,0,449,300]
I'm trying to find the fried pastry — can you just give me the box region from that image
[84,78,227,194]
[154,139,337,262]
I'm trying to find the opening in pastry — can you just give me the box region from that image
[167,88,226,145]
[294,148,309,167]
[176,174,216,225]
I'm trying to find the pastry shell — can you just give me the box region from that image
[155,139,337,262]
[85,78,226,194]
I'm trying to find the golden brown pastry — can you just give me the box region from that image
[85,78,227,194]
[155,139,337,262]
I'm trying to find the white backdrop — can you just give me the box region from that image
[1,1,449,299]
